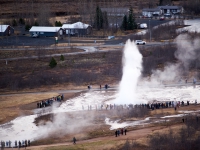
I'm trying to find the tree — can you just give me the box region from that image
[102,11,108,29]
[19,18,25,25]
[37,3,51,26]
[49,57,57,68]
[25,24,31,31]
[12,19,17,26]
[60,55,64,61]
[34,21,39,26]
[55,21,62,27]
[94,5,103,30]
[159,0,172,5]
[159,0,163,5]
[127,7,137,30]
[121,15,128,31]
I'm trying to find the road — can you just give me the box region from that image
[0,41,176,61]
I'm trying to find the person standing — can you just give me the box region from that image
[121,129,124,135]
[18,141,21,148]
[117,130,120,136]
[124,128,127,135]
[28,140,30,146]
[73,137,76,144]
[25,140,27,148]
[15,140,17,147]
[8,141,11,148]
[115,130,118,137]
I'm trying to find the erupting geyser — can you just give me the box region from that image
[115,39,143,104]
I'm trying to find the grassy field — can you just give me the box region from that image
[0,92,76,124]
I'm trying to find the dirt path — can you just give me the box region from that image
[7,124,178,150]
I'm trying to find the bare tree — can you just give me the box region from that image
[37,3,52,26]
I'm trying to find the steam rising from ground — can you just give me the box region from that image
[146,34,200,85]
[175,34,200,70]
[115,39,143,104]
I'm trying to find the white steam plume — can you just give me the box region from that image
[175,34,200,69]
[115,39,143,104]
[141,34,200,86]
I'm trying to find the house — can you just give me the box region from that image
[29,26,62,37]
[0,25,14,36]
[62,22,92,36]
[142,6,183,17]
[142,8,162,17]
[157,6,184,14]
[101,8,129,17]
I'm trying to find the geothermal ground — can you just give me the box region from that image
[1,37,200,149]
[0,85,200,149]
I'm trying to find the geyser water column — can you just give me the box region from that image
[115,39,143,104]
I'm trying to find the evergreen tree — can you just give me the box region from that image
[94,5,103,30]
[34,21,39,26]
[127,7,137,30]
[49,57,57,68]
[102,11,108,29]
[159,0,163,5]
[19,18,25,25]
[60,54,64,61]
[25,24,31,31]
[121,15,128,31]
[55,21,62,27]
[12,19,17,26]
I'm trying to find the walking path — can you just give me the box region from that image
[3,124,180,149]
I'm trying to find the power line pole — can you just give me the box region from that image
[149,19,151,42]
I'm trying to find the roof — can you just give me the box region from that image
[0,25,13,32]
[142,8,161,12]
[62,22,90,29]
[157,6,182,10]
[29,26,61,32]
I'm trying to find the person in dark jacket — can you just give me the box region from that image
[73,137,76,144]
[115,130,118,137]
[124,128,127,135]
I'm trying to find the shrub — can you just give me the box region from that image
[49,57,57,68]
[12,19,17,26]
[55,21,62,27]
[25,24,31,31]
[19,18,25,25]
[60,55,64,61]
[34,21,39,26]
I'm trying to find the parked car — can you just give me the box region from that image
[135,40,146,45]
[32,33,39,38]
[139,23,147,29]
[160,16,165,21]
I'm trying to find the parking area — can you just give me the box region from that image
[0,35,57,47]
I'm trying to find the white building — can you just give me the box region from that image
[62,22,92,36]
[142,8,162,17]
[157,6,184,14]
[142,6,184,17]
[29,26,62,37]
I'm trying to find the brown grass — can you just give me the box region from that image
[0,48,83,59]
[0,92,58,124]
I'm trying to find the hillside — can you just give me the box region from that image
[0,0,160,23]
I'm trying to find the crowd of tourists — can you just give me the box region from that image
[87,84,109,90]
[0,140,30,149]
[82,99,197,111]
[115,128,127,137]
[37,94,64,108]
